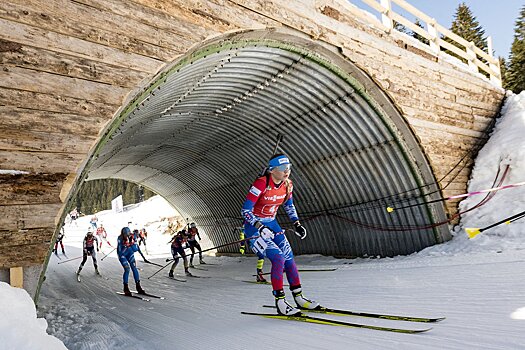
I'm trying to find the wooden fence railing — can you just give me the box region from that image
[334,0,502,86]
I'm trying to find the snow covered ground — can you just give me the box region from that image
[2,92,524,349]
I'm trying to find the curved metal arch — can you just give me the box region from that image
[86,28,450,258]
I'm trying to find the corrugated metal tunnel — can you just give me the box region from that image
[86,30,450,258]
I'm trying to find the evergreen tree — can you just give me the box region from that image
[72,179,155,215]
[412,19,429,45]
[393,20,408,34]
[507,6,525,93]
[499,56,508,90]
[442,3,487,64]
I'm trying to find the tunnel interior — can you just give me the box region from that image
[85,30,449,258]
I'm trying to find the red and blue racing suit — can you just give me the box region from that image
[241,175,301,291]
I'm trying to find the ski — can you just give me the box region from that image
[241,312,431,333]
[166,276,187,282]
[116,292,150,301]
[254,268,337,277]
[54,252,61,260]
[262,305,445,323]
[189,266,208,271]
[242,280,289,287]
[130,291,165,299]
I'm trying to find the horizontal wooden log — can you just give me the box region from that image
[0,40,150,88]
[0,150,84,174]
[0,127,96,153]
[0,66,129,105]
[0,228,51,267]
[1,1,185,61]
[0,228,52,248]
[72,0,215,40]
[0,203,62,230]
[0,87,119,117]
[0,173,66,205]
[0,17,162,73]
[0,106,108,136]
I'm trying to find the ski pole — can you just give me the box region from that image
[57,255,82,264]
[387,181,525,213]
[148,235,260,279]
[465,208,525,239]
[101,247,116,261]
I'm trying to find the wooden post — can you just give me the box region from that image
[427,18,439,54]
[10,267,23,288]
[487,36,502,86]
[380,0,393,31]
[466,42,477,71]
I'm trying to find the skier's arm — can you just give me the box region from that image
[241,178,266,226]
[283,195,299,223]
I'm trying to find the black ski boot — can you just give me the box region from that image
[123,283,132,296]
[136,282,146,295]
[256,268,267,283]
[168,270,174,278]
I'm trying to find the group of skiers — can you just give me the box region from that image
[67,153,317,316]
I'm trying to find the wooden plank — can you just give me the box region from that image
[0,203,62,230]
[0,87,118,117]
[0,66,129,105]
[9,266,23,288]
[0,106,108,136]
[0,173,66,205]
[0,40,151,88]
[138,0,278,29]
[0,228,52,248]
[73,0,214,39]
[1,1,184,61]
[405,117,484,138]
[0,127,96,153]
[0,150,85,174]
[0,18,162,73]
[0,237,50,268]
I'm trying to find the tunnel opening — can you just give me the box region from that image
[77,29,450,260]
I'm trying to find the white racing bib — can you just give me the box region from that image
[252,237,268,255]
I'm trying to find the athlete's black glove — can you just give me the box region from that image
[293,221,307,240]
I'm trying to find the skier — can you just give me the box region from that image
[241,153,319,316]
[168,229,192,277]
[90,214,98,229]
[95,223,109,249]
[131,227,149,262]
[138,228,148,248]
[186,222,205,266]
[53,224,66,255]
[76,227,100,276]
[117,227,146,296]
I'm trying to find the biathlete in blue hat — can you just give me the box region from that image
[241,153,319,316]
[117,227,147,296]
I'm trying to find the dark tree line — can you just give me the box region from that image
[72,179,156,215]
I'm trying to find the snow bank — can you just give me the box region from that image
[0,282,67,350]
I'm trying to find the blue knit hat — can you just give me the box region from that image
[268,154,291,169]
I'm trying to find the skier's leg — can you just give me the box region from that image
[188,243,196,266]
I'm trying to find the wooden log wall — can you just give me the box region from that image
[0,0,504,297]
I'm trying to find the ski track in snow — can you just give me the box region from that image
[39,236,525,349]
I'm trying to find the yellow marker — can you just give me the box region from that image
[386,207,394,213]
[505,220,511,225]
[465,228,481,239]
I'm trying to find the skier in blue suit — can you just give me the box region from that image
[117,227,146,296]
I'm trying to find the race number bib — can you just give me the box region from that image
[252,237,268,255]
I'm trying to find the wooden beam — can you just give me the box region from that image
[10,266,23,288]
